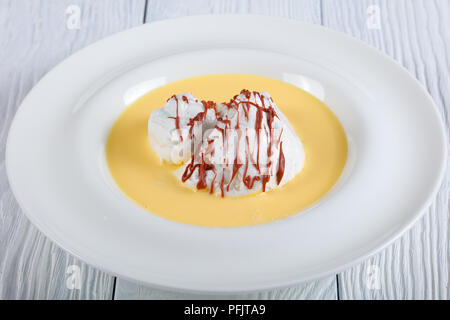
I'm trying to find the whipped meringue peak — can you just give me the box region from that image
[148,89,305,197]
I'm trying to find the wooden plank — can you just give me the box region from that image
[322,0,450,299]
[145,0,321,24]
[0,0,146,299]
[114,0,338,300]
[114,277,337,300]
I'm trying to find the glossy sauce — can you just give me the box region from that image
[106,74,348,227]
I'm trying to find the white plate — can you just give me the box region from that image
[6,15,446,293]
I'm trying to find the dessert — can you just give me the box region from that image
[106,74,347,227]
[148,90,305,197]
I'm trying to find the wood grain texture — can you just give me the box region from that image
[113,0,338,300]
[322,0,450,299]
[145,0,321,24]
[0,0,146,299]
[114,276,337,300]
[2,0,448,300]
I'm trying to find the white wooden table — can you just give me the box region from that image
[1,0,448,300]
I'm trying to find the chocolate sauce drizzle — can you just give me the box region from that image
[170,90,285,197]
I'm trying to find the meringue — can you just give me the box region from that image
[148,90,305,196]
